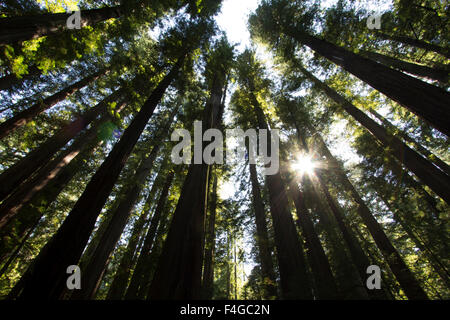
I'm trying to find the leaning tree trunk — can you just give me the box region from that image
[0,6,123,45]
[250,91,312,299]
[0,103,126,230]
[307,127,428,300]
[0,65,41,91]
[16,55,185,300]
[148,70,226,300]
[0,89,123,205]
[359,50,448,83]
[288,30,450,136]
[374,32,450,59]
[300,66,450,205]
[0,68,107,138]
[124,171,175,300]
[368,108,450,176]
[248,162,278,299]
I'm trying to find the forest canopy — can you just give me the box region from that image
[0,0,448,301]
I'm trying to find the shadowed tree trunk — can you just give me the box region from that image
[306,126,428,300]
[15,55,185,299]
[374,32,450,59]
[201,172,219,299]
[248,162,278,299]
[124,171,175,299]
[0,65,40,91]
[300,66,450,205]
[0,6,123,45]
[148,68,226,300]
[0,69,107,138]
[0,103,126,230]
[250,92,312,299]
[359,50,448,83]
[0,89,123,205]
[288,31,450,136]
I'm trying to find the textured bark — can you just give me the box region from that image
[16,56,184,299]
[287,180,339,299]
[289,31,450,136]
[201,173,218,300]
[0,69,107,138]
[375,32,450,59]
[300,66,450,204]
[251,96,312,299]
[124,171,175,300]
[359,50,448,83]
[0,6,123,45]
[248,163,278,299]
[0,89,122,205]
[148,72,225,300]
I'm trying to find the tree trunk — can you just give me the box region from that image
[0,89,123,205]
[375,32,450,59]
[0,6,123,45]
[289,31,450,136]
[359,50,448,83]
[248,163,278,299]
[286,179,339,299]
[306,127,428,299]
[16,55,184,299]
[0,103,126,230]
[0,65,41,91]
[0,69,107,138]
[148,70,225,300]
[251,95,312,299]
[368,108,450,176]
[124,171,175,300]
[201,173,219,300]
[300,66,450,204]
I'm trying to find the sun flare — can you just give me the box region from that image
[291,154,317,176]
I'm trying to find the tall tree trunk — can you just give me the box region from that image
[359,50,448,83]
[124,171,175,300]
[300,66,450,204]
[248,163,278,299]
[106,179,161,300]
[368,108,450,176]
[202,172,219,300]
[288,31,450,135]
[286,178,339,299]
[0,103,126,230]
[250,93,312,299]
[0,89,123,205]
[306,127,428,299]
[0,6,123,45]
[16,55,185,299]
[0,69,107,138]
[374,32,450,59]
[148,71,225,300]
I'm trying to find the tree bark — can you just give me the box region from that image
[201,173,219,300]
[359,50,448,83]
[289,31,450,136]
[0,89,122,206]
[300,66,450,205]
[374,32,450,59]
[16,55,184,299]
[0,69,107,138]
[248,163,278,299]
[124,171,175,300]
[0,6,123,45]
